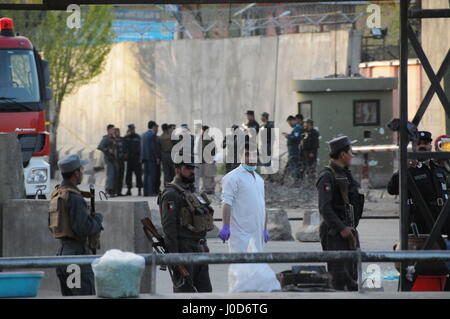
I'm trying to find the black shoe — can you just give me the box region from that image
[117,193,124,197]
[138,188,142,196]
[126,189,132,196]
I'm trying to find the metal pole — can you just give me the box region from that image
[357,248,363,293]
[1,251,450,269]
[399,0,410,292]
[150,253,157,295]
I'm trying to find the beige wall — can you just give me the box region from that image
[359,59,422,122]
[421,0,450,137]
[58,30,357,163]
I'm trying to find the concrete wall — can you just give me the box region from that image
[421,0,450,137]
[57,30,360,169]
[0,199,161,296]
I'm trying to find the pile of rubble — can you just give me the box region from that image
[264,178,318,210]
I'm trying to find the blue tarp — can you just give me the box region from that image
[112,20,176,42]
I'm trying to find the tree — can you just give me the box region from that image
[1,6,115,176]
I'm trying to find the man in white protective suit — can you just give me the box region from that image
[218,142,281,293]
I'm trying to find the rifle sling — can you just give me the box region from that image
[325,165,350,205]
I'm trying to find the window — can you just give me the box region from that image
[353,100,380,126]
[0,49,40,103]
[298,101,312,120]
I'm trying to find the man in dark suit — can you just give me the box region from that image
[141,121,161,196]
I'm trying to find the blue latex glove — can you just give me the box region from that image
[218,224,230,242]
[264,229,270,243]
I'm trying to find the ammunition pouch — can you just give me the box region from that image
[48,185,85,241]
[161,183,215,233]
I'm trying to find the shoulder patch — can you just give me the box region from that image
[167,200,175,211]
[324,183,332,192]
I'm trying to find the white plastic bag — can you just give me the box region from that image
[228,240,281,293]
[228,263,281,293]
[92,249,145,298]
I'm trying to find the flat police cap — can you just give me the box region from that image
[246,110,255,115]
[328,136,357,154]
[418,131,432,142]
[128,124,135,129]
[261,112,269,118]
[58,154,89,173]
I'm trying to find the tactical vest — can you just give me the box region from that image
[48,185,89,241]
[158,183,215,233]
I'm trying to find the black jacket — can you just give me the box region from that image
[316,162,362,233]
[387,161,450,235]
[302,128,319,153]
[124,133,141,158]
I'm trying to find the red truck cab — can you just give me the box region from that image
[0,17,53,198]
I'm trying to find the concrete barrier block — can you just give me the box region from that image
[295,210,320,242]
[0,199,155,296]
[206,225,220,239]
[0,133,25,201]
[267,208,294,241]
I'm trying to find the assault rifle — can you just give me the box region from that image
[141,217,198,292]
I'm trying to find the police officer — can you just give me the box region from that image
[124,124,143,196]
[243,110,260,146]
[114,127,126,196]
[282,115,303,182]
[223,125,245,174]
[260,112,274,167]
[159,155,214,293]
[141,121,161,196]
[244,110,260,134]
[49,154,103,296]
[159,123,176,186]
[97,124,117,196]
[300,119,320,183]
[316,136,364,291]
[434,135,450,186]
[387,131,450,236]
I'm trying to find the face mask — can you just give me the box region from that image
[242,164,257,172]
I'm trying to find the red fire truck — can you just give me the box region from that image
[0,17,52,198]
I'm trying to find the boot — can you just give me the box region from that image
[126,189,132,196]
[138,188,142,196]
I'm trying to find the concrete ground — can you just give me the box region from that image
[43,179,404,297]
[54,292,450,299]
[42,179,432,298]
[149,218,401,295]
